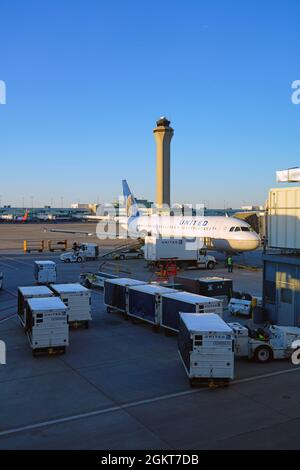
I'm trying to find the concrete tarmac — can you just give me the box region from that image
[0,250,299,450]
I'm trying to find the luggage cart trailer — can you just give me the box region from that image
[51,283,92,328]
[18,285,54,329]
[178,313,234,387]
[127,284,178,327]
[104,278,147,314]
[26,297,69,356]
[161,291,223,333]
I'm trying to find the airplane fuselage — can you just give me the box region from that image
[124,215,260,253]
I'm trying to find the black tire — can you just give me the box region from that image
[179,262,189,270]
[65,259,71,264]
[76,257,83,263]
[254,345,273,363]
[119,255,125,260]
[189,378,197,388]
[207,261,215,270]
[137,254,143,259]
[233,291,242,299]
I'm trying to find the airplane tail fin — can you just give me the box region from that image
[122,180,140,218]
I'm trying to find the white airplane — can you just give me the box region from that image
[121,180,260,253]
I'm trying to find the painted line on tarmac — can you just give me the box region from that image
[4,257,33,268]
[0,314,17,324]
[0,366,299,438]
[0,304,17,314]
[3,289,17,298]
[0,261,19,271]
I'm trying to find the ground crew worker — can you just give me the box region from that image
[227,255,233,273]
[72,242,79,253]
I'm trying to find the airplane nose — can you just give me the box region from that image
[246,239,260,251]
[229,236,260,252]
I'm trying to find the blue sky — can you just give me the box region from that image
[0,0,300,208]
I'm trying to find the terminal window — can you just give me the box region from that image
[280,287,293,304]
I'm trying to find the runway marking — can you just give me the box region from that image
[0,366,299,438]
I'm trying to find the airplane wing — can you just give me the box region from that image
[43,227,129,238]
[44,228,94,236]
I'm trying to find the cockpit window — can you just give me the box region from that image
[234,227,241,232]
[241,227,250,232]
[229,227,235,232]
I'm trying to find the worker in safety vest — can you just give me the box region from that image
[227,255,233,273]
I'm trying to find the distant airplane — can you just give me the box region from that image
[120,180,260,253]
[19,209,29,222]
[0,209,29,222]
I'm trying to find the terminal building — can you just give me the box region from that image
[263,183,300,327]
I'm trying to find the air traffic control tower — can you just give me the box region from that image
[153,116,174,208]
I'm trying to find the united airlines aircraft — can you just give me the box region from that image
[121,180,260,253]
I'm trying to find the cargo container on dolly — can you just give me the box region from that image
[178,313,234,387]
[25,297,69,357]
[127,284,178,329]
[51,283,92,329]
[17,285,54,329]
[34,260,57,285]
[104,278,147,315]
[161,291,223,333]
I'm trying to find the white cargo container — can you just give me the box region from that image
[26,297,69,356]
[51,283,92,327]
[34,260,57,284]
[178,313,234,386]
[17,285,54,328]
[127,284,177,326]
[268,187,300,250]
[161,291,223,333]
[143,236,216,269]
